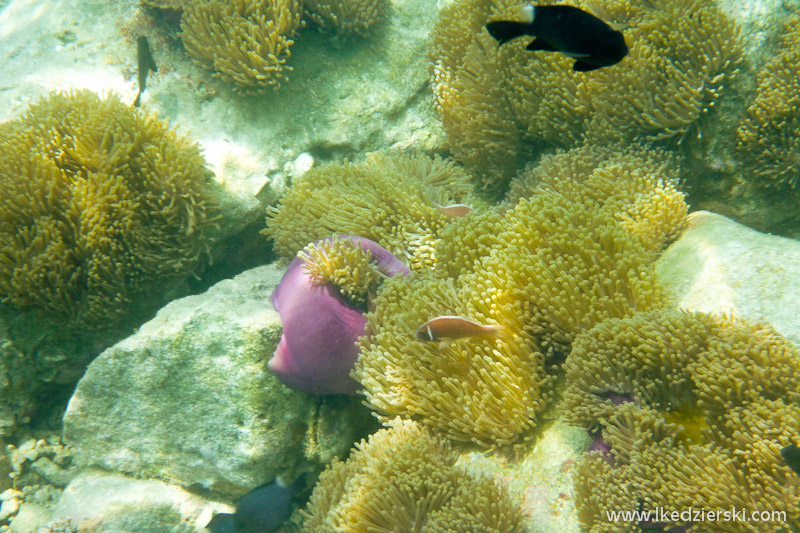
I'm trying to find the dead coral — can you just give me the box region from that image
[0,90,218,326]
[264,151,475,271]
[304,0,386,37]
[303,418,524,532]
[180,0,303,93]
[737,14,800,190]
[430,0,742,194]
[565,310,800,532]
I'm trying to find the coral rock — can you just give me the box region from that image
[656,210,800,345]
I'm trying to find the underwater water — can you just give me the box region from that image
[1,0,800,531]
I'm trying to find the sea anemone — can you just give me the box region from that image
[269,235,409,395]
[263,151,476,271]
[303,418,524,531]
[565,309,800,532]
[180,0,304,93]
[353,143,679,446]
[737,13,800,190]
[430,0,743,195]
[304,0,387,38]
[0,90,218,326]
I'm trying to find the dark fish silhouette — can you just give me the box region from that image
[781,444,800,476]
[133,36,157,107]
[486,4,628,71]
[206,477,300,533]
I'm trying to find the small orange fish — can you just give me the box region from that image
[435,203,474,218]
[415,315,507,347]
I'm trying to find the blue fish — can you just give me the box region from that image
[206,476,300,533]
[781,444,800,476]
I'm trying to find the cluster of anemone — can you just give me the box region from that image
[266,144,686,447]
[264,151,476,271]
[736,13,800,191]
[429,0,743,195]
[354,144,683,447]
[149,0,385,93]
[564,309,800,532]
[303,418,524,531]
[303,0,387,38]
[259,5,797,529]
[180,0,304,93]
[0,90,219,327]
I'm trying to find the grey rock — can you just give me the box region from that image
[32,457,77,489]
[44,470,231,532]
[657,210,800,344]
[63,264,372,495]
[7,501,51,533]
[0,310,99,439]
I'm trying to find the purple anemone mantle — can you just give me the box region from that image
[269,235,410,395]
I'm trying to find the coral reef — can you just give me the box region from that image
[0,90,218,326]
[270,235,409,395]
[304,0,386,38]
[303,418,524,531]
[737,14,800,190]
[430,0,743,194]
[564,309,800,532]
[354,144,684,446]
[180,0,304,93]
[264,151,475,271]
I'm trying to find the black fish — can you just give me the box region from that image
[486,4,628,72]
[206,476,301,533]
[133,36,157,107]
[781,444,800,476]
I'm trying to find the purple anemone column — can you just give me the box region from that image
[269,235,410,395]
